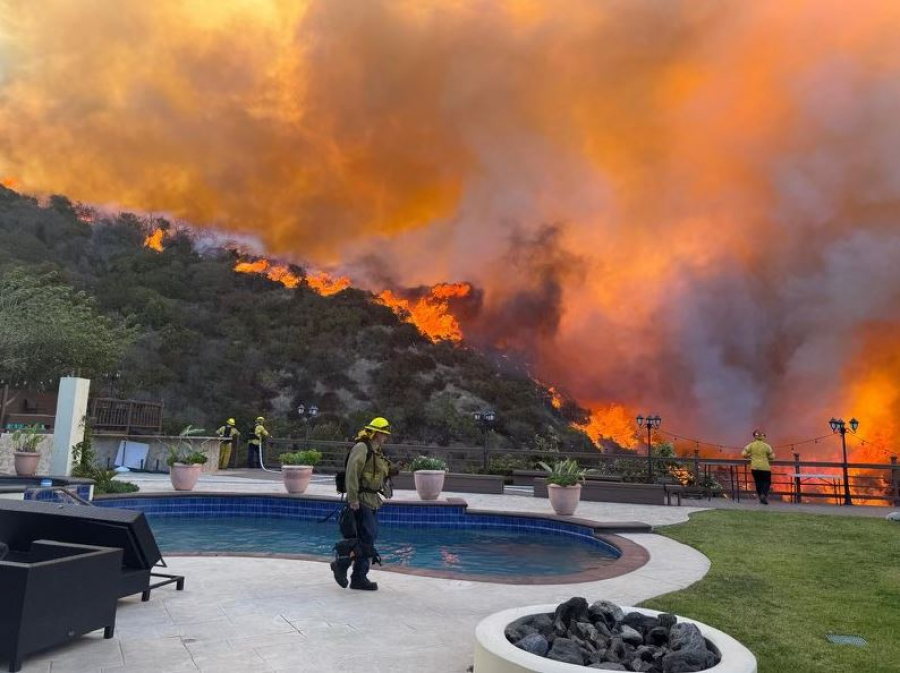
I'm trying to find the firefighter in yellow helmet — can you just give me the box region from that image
[743,429,775,504]
[247,416,269,469]
[216,418,241,469]
[331,417,395,591]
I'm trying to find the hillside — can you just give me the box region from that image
[0,185,593,448]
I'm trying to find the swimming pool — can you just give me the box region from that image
[95,494,648,584]
[148,516,618,580]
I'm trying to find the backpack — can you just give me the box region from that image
[335,439,373,494]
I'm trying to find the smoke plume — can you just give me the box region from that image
[2,0,900,455]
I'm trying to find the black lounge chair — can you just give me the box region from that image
[0,540,122,672]
[0,500,184,601]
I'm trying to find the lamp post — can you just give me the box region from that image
[474,410,496,471]
[297,403,319,449]
[636,414,662,483]
[829,417,859,506]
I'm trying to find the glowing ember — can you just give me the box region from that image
[306,271,351,296]
[143,228,166,252]
[233,259,300,289]
[378,283,472,342]
[579,404,639,449]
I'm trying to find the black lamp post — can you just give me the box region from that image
[474,410,496,471]
[829,416,859,506]
[636,414,662,483]
[297,403,319,449]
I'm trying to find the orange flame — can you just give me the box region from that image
[306,271,351,296]
[378,283,471,342]
[1,176,18,189]
[143,228,166,252]
[548,386,563,410]
[578,403,639,449]
[233,259,300,288]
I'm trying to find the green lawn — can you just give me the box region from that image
[640,510,900,673]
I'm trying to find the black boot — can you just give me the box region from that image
[349,578,378,591]
[330,559,351,588]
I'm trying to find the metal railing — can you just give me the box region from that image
[258,439,900,506]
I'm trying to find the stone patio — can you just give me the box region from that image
[12,473,712,673]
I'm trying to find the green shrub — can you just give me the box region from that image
[94,475,140,495]
[539,458,585,487]
[279,449,322,466]
[406,456,448,472]
[485,454,534,475]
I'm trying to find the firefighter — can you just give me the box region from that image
[331,417,394,591]
[247,416,269,469]
[216,418,241,469]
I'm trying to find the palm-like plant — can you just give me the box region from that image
[164,425,208,466]
[538,458,585,487]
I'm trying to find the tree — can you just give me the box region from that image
[0,268,137,387]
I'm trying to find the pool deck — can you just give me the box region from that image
[13,473,712,673]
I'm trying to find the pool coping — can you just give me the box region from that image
[94,491,653,584]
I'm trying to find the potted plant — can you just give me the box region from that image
[279,449,322,494]
[165,425,208,491]
[539,458,586,516]
[408,456,448,501]
[11,424,43,477]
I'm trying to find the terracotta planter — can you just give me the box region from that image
[14,451,40,477]
[282,465,314,494]
[169,463,203,491]
[414,470,446,501]
[547,483,582,516]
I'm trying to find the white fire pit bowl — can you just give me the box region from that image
[474,605,757,673]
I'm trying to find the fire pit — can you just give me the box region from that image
[474,598,756,673]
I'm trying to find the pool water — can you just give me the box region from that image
[148,516,617,578]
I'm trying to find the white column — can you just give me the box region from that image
[50,376,91,476]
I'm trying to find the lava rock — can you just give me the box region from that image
[630,658,656,673]
[647,627,670,647]
[589,600,625,627]
[546,637,585,665]
[571,621,600,643]
[532,613,553,636]
[589,664,627,671]
[623,612,653,633]
[658,613,678,630]
[635,645,656,662]
[669,623,706,653]
[555,597,590,626]
[619,625,644,646]
[514,633,549,657]
[662,648,717,673]
[593,619,613,639]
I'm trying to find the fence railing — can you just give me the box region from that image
[258,439,899,506]
[90,398,164,435]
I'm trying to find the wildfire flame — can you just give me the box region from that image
[1,176,18,189]
[233,259,300,289]
[378,283,471,343]
[306,271,351,296]
[143,228,166,252]
[578,404,639,449]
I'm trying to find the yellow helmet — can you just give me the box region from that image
[256,416,265,423]
[227,418,236,426]
[364,417,392,435]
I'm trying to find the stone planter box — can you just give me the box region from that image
[474,605,757,673]
[513,471,623,487]
[391,472,505,494]
[534,478,665,505]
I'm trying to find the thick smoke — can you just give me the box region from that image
[2,0,900,454]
